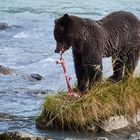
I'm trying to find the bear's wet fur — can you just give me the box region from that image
[54,11,140,93]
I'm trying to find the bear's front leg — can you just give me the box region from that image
[82,52,103,87]
[72,51,89,93]
[86,63,103,86]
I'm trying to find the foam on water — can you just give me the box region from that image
[13,31,32,38]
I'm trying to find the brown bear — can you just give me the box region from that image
[54,11,140,92]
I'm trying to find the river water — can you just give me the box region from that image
[0,0,140,139]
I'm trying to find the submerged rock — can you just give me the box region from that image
[0,65,43,82]
[0,131,49,140]
[64,137,109,140]
[30,73,43,81]
[126,132,140,140]
[22,73,43,82]
[0,65,13,75]
[0,23,11,30]
[93,137,109,140]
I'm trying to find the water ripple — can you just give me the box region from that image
[1,7,47,14]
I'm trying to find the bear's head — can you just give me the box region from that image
[54,14,72,54]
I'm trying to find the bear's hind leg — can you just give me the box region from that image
[124,49,140,78]
[109,57,124,82]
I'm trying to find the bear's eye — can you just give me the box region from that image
[54,29,63,43]
[54,25,65,43]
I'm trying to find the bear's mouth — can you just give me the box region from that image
[55,47,65,54]
[59,48,65,55]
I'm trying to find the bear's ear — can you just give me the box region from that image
[54,18,58,24]
[62,13,69,26]
[63,14,69,19]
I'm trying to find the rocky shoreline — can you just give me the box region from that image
[0,131,49,140]
[0,65,43,82]
[1,131,140,140]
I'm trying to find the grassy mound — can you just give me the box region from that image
[36,77,140,131]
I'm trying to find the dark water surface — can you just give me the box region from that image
[0,0,140,139]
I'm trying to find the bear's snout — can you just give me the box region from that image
[55,49,59,53]
[54,42,65,53]
[55,48,65,54]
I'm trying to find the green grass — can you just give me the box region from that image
[36,77,140,131]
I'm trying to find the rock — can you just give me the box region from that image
[86,123,99,132]
[0,131,49,140]
[133,111,140,123]
[0,23,11,30]
[30,74,43,81]
[0,65,13,75]
[125,132,140,140]
[64,137,109,140]
[36,116,48,130]
[24,73,43,82]
[0,65,44,82]
[101,111,140,132]
[102,115,128,132]
[93,137,109,140]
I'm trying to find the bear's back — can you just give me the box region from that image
[100,11,140,32]
[97,11,140,57]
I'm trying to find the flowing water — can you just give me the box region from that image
[0,0,140,139]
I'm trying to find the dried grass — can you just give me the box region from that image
[37,77,140,131]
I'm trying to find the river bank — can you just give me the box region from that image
[36,77,140,132]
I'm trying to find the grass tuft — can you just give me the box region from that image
[36,77,140,131]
